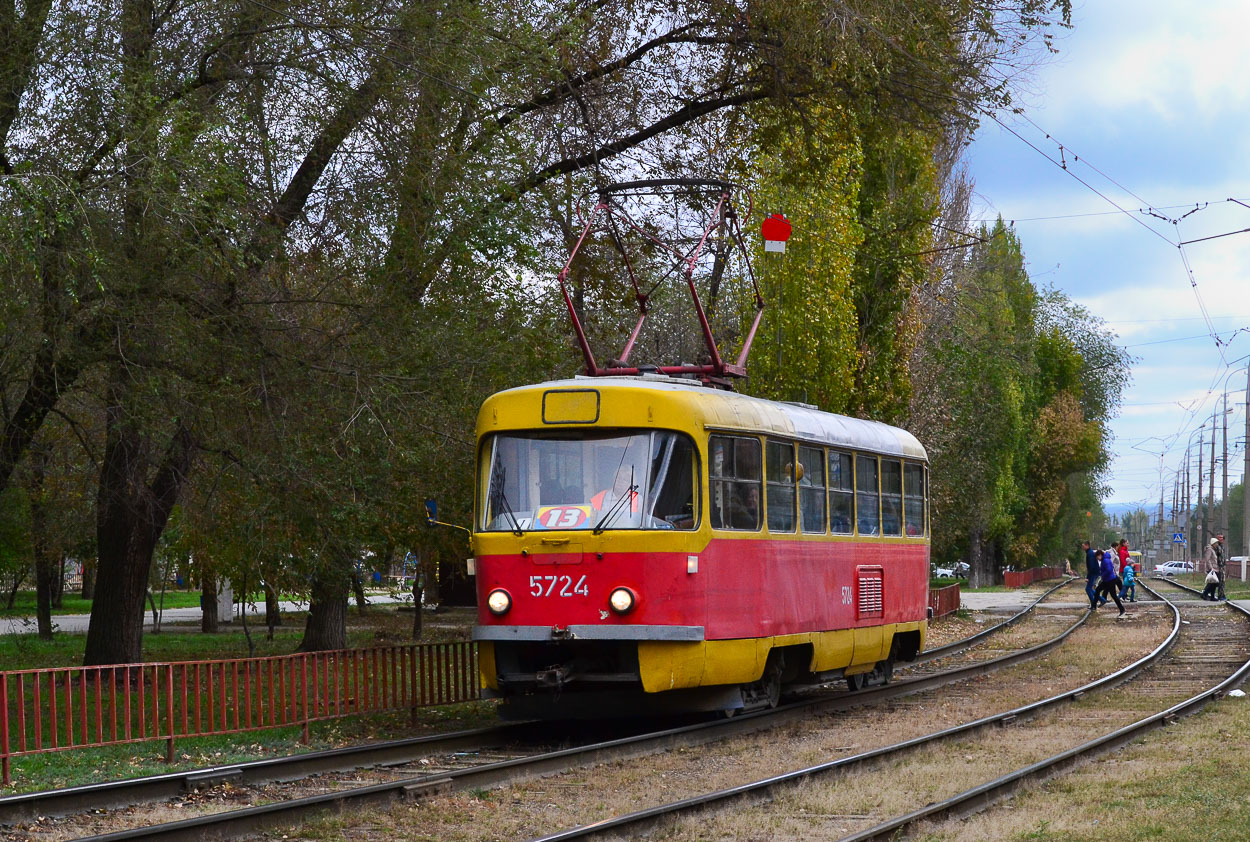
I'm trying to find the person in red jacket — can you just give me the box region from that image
[1117,539,1131,574]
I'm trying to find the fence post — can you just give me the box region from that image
[165,664,175,764]
[2,672,10,786]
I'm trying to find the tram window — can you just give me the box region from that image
[709,435,761,530]
[828,451,853,534]
[881,459,902,536]
[648,432,698,529]
[479,430,697,531]
[855,454,880,536]
[766,440,796,533]
[904,462,925,536]
[798,445,825,533]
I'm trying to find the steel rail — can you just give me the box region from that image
[836,586,1250,842]
[0,579,1071,826]
[523,583,1183,842]
[0,721,547,825]
[914,576,1078,662]
[63,585,1088,841]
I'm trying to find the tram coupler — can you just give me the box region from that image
[536,666,572,688]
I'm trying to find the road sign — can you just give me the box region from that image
[1172,532,1184,544]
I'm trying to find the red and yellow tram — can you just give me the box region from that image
[470,375,930,718]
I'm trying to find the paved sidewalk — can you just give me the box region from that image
[0,593,408,636]
[959,581,1250,613]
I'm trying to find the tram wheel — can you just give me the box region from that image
[845,672,866,692]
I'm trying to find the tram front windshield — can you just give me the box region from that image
[480,430,697,532]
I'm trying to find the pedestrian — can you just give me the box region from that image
[1083,541,1100,609]
[1201,568,1220,601]
[1120,559,1137,602]
[1203,534,1228,600]
[1117,539,1130,575]
[1096,548,1126,616]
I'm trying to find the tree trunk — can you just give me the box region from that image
[5,572,24,609]
[201,566,219,633]
[264,582,281,639]
[80,557,96,600]
[28,444,54,639]
[51,555,64,608]
[298,569,349,652]
[411,571,423,640]
[83,407,194,667]
[967,525,995,589]
[351,572,368,614]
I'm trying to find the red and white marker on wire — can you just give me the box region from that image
[761,213,792,253]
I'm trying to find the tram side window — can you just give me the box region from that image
[798,445,825,533]
[828,451,853,534]
[647,432,698,529]
[766,440,796,533]
[856,454,880,536]
[709,436,761,530]
[881,459,902,536]
[904,462,925,536]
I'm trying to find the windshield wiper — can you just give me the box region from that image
[593,471,638,535]
[489,459,523,536]
[498,489,523,536]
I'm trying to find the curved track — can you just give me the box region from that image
[1,580,1085,840]
[519,580,1248,842]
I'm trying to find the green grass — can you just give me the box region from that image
[1,605,475,670]
[1,605,489,792]
[4,700,499,793]
[0,590,202,618]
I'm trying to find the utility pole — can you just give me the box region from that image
[1222,391,1230,538]
[1158,488,1165,568]
[1209,409,1217,551]
[1197,426,1205,553]
[1173,473,1180,562]
[1185,443,1191,558]
[1244,361,1250,564]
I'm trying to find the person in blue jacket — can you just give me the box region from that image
[1119,560,1136,602]
[1083,541,1101,609]
[1096,549,1126,616]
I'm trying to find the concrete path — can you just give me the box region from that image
[0,593,408,636]
[959,581,1250,613]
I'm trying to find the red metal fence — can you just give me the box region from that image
[1002,566,1064,588]
[1,642,479,786]
[928,585,960,619]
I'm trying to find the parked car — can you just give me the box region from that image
[932,566,955,578]
[1154,560,1194,577]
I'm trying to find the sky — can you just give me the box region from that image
[964,0,1250,517]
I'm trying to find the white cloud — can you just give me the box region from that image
[1042,1,1250,124]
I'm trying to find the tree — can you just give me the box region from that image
[1,0,1079,660]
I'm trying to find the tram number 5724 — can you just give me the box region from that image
[841,586,853,605]
[530,574,591,598]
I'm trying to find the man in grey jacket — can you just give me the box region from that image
[1203,534,1228,601]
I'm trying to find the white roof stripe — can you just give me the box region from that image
[509,376,927,461]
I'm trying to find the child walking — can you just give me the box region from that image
[1120,561,1136,603]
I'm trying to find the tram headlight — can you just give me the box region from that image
[486,588,512,616]
[608,586,637,615]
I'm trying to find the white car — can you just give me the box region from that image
[1154,560,1194,577]
[932,566,955,578]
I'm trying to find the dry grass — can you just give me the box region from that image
[907,692,1250,842]
[263,605,1172,842]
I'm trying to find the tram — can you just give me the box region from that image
[461,179,930,718]
[470,376,930,718]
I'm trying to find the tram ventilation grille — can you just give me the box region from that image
[857,567,884,619]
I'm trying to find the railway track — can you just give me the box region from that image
[0,580,1087,840]
[518,580,1246,842]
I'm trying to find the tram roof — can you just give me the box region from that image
[487,375,928,462]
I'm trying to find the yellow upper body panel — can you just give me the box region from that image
[475,376,928,459]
